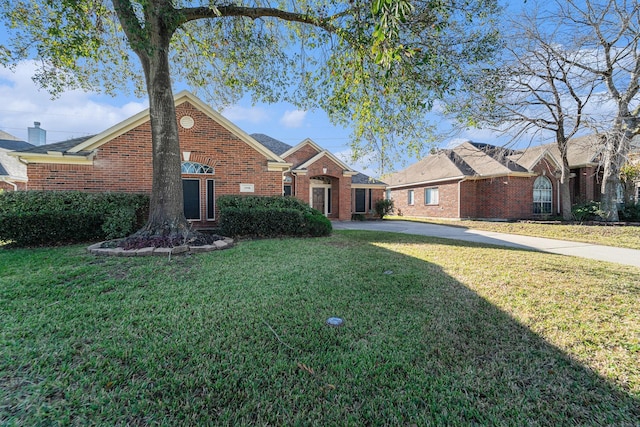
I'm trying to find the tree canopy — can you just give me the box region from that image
[1,0,501,237]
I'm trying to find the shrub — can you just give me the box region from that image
[374,199,394,219]
[218,195,332,238]
[572,201,602,222]
[303,212,332,237]
[0,191,149,246]
[619,202,640,221]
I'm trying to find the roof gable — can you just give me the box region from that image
[70,91,286,163]
[11,91,289,166]
[293,147,356,174]
[280,138,323,159]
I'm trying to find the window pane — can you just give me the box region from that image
[533,176,552,215]
[355,188,366,212]
[183,179,200,220]
[425,188,439,205]
[206,179,215,220]
[408,190,414,205]
[181,161,214,174]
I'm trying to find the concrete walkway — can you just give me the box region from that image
[332,220,640,269]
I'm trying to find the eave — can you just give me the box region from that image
[8,150,95,165]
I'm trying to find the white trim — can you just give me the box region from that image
[280,138,325,159]
[387,172,536,190]
[387,175,466,189]
[7,152,94,165]
[296,150,356,174]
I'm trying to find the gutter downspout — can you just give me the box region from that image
[458,177,468,219]
[1,177,18,191]
[557,177,560,215]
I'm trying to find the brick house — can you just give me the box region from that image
[8,91,386,225]
[0,131,32,192]
[385,137,607,220]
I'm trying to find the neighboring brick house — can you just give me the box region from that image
[0,131,33,191]
[8,91,385,225]
[385,137,606,220]
[251,134,386,220]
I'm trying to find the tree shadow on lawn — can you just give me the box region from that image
[307,231,640,424]
[1,235,639,425]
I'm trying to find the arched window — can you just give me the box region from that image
[533,176,552,215]
[181,161,214,174]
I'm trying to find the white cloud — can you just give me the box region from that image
[0,60,147,143]
[279,110,307,128]
[221,105,270,124]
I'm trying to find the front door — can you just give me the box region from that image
[312,187,325,213]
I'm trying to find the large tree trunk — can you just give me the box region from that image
[600,130,633,222]
[132,20,190,238]
[559,159,572,221]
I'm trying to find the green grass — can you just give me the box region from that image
[1,232,639,425]
[388,215,640,250]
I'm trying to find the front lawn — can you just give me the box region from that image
[1,231,638,425]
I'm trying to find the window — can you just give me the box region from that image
[183,179,201,220]
[425,187,439,205]
[181,161,214,174]
[408,190,414,206]
[283,184,292,196]
[533,176,552,215]
[355,188,366,213]
[385,189,391,200]
[368,189,373,211]
[206,179,215,220]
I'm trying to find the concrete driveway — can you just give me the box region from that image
[332,220,640,269]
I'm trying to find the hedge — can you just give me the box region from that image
[0,191,149,246]
[218,195,332,238]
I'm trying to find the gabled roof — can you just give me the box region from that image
[251,134,386,185]
[293,148,357,175]
[250,133,292,156]
[13,136,95,155]
[351,172,386,187]
[386,135,609,189]
[280,137,324,159]
[9,91,290,169]
[0,139,34,151]
[0,136,32,181]
[386,141,535,189]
